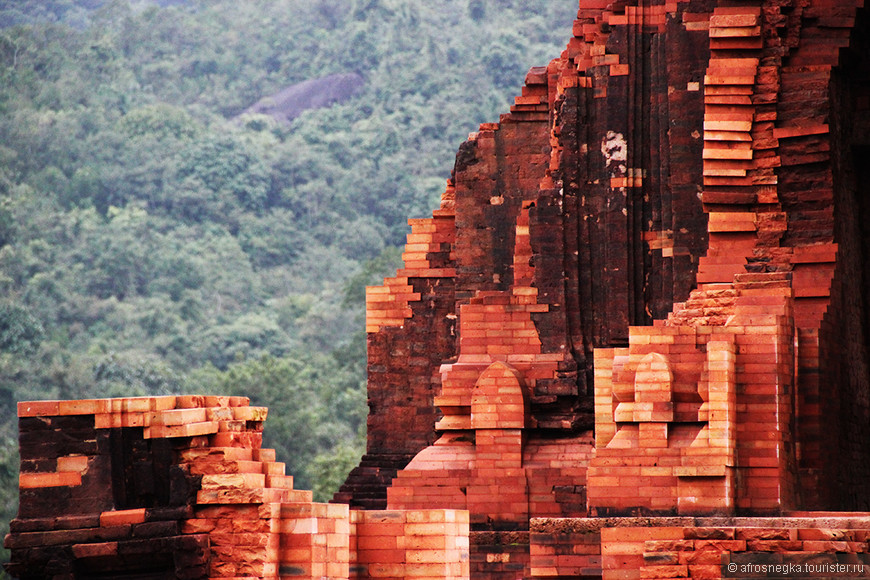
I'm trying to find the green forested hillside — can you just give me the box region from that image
[0,0,574,563]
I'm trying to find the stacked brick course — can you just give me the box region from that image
[529,515,870,579]
[588,273,799,517]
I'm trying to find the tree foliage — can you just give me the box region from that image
[0,0,575,569]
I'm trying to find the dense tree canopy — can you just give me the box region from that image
[0,0,575,568]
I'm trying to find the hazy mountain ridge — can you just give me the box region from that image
[0,0,576,569]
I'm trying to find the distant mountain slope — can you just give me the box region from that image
[238,72,365,124]
[0,0,188,28]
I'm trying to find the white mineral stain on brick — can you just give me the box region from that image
[601,130,628,176]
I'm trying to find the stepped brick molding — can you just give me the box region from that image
[5,396,469,579]
[7,0,870,578]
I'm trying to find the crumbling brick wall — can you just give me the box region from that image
[4,396,470,580]
[336,0,870,575]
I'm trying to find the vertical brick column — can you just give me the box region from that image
[676,338,737,515]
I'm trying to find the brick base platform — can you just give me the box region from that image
[531,515,870,579]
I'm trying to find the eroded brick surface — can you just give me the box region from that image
[5,397,469,580]
[345,0,870,576]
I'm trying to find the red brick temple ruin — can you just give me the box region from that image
[6,0,870,577]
